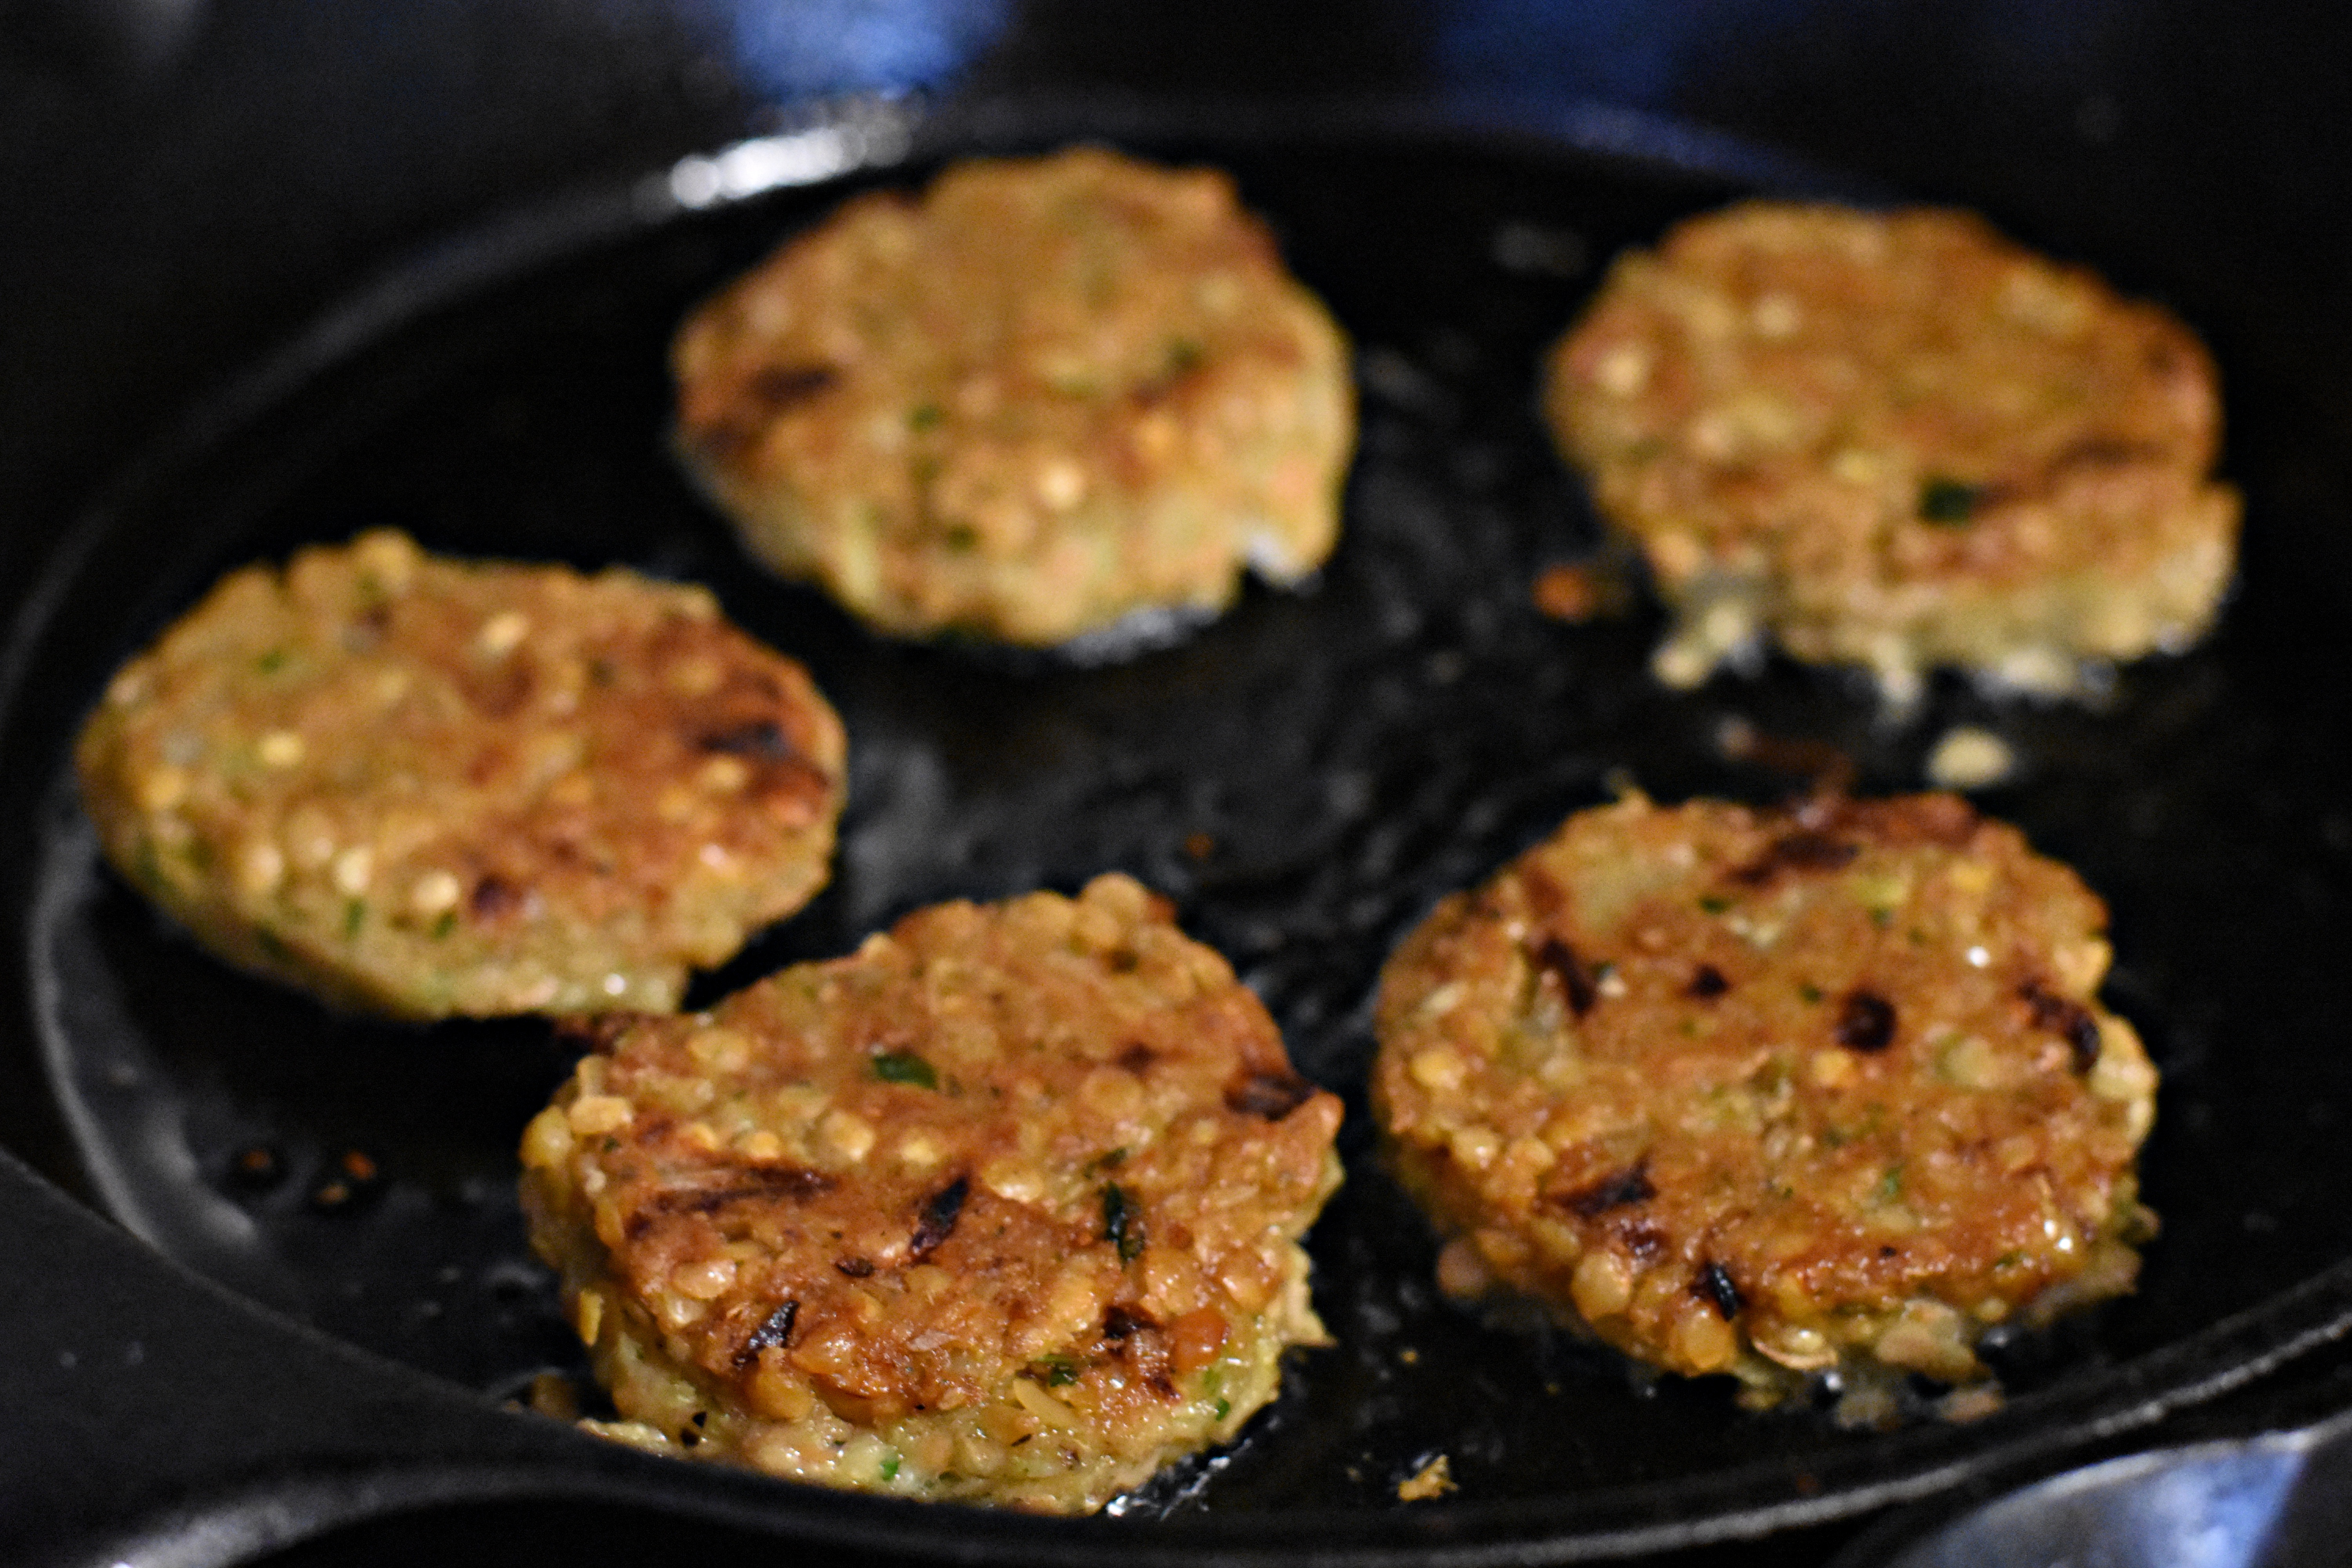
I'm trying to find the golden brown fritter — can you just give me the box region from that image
[521,874,1344,1512]
[673,146,1355,651]
[76,530,845,1018]
[1545,203,2239,705]
[1372,791,2156,1419]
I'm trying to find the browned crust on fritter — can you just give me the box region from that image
[1544,202,2239,698]
[521,874,1343,1511]
[1372,792,2156,1406]
[672,146,1354,647]
[76,530,846,1017]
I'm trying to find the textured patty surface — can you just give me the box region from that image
[673,145,1355,649]
[1545,203,2239,704]
[1372,792,2156,1416]
[521,874,1344,1512]
[76,530,846,1018]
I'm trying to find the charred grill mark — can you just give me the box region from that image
[909,1175,969,1261]
[1532,936,1599,1016]
[1694,1261,1744,1319]
[746,363,840,411]
[2020,980,2102,1072]
[834,1256,875,1278]
[736,1299,800,1366]
[1688,963,1730,999]
[637,1164,838,1232]
[1731,830,1857,886]
[470,874,523,921]
[1557,1161,1656,1218]
[697,719,800,762]
[1225,1068,1316,1121]
[1103,1304,1156,1340]
[1835,989,1898,1053]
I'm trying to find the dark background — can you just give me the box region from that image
[4,3,2351,1565]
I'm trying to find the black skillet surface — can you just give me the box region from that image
[8,99,2352,1563]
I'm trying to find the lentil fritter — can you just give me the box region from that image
[672,146,1355,651]
[1545,202,2239,706]
[76,530,845,1018]
[521,874,1344,1512]
[1373,791,2157,1419]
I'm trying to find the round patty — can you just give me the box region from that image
[520,874,1344,1512]
[672,145,1355,651]
[1545,202,2240,706]
[76,530,846,1018]
[1372,791,2157,1418]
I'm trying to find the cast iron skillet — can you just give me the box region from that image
[7,96,2352,1566]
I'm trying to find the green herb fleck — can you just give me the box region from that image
[1103,1182,1146,1262]
[1918,476,1986,525]
[871,1051,936,1089]
[1163,337,1204,375]
[1213,1397,1232,1421]
[430,910,458,940]
[1994,1250,2025,1270]
[255,647,290,675]
[880,1452,902,1481]
[1869,907,1893,929]
[1875,1163,1906,1202]
[1798,982,1824,1004]
[1035,1354,1080,1388]
[1699,894,1733,914]
[343,899,366,939]
[909,402,944,431]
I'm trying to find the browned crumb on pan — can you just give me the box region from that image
[521,873,1344,1512]
[1373,790,2156,1421]
[1545,202,2239,706]
[672,145,1356,650]
[76,529,845,1017]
